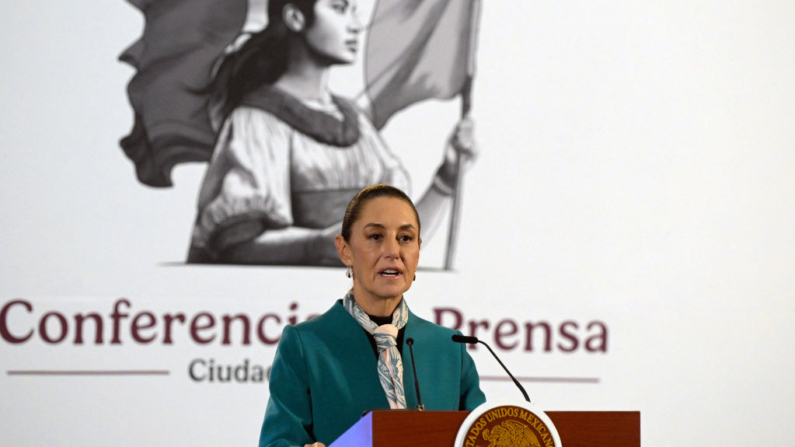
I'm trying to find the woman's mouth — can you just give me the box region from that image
[379,268,402,277]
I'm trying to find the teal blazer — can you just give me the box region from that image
[258,301,486,447]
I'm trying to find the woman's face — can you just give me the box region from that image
[304,0,363,65]
[339,196,421,306]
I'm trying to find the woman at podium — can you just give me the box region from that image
[258,184,486,447]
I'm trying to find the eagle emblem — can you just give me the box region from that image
[482,420,542,447]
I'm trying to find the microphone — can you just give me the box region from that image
[405,338,425,411]
[360,338,425,417]
[452,334,531,403]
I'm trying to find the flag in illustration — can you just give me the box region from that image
[364,0,481,130]
[119,0,247,187]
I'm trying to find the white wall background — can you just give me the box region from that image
[2,1,794,446]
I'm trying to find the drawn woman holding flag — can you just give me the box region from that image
[184,0,479,266]
[121,0,482,267]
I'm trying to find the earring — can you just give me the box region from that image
[346,266,352,278]
[414,274,417,281]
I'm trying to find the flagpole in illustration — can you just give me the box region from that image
[361,0,485,269]
[444,0,482,270]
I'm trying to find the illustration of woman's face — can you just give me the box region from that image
[304,0,363,65]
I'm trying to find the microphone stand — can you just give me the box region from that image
[452,334,531,403]
[361,337,426,417]
[406,338,425,411]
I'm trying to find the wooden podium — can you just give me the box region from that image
[331,410,640,447]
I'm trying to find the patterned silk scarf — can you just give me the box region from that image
[343,293,408,409]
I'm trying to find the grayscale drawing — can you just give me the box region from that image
[120,0,482,267]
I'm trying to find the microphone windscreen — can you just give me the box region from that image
[451,334,479,344]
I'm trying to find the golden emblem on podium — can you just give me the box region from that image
[455,402,562,447]
[483,419,540,447]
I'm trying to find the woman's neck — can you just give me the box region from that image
[275,44,333,104]
[352,289,401,317]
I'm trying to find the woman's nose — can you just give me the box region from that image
[349,11,364,33]
[382,238,399,258]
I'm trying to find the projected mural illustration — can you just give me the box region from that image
[120,0,482,267]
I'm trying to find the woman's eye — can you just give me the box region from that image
[331,2,347,13]
[399,235,413,243]
[369,234,383,241]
